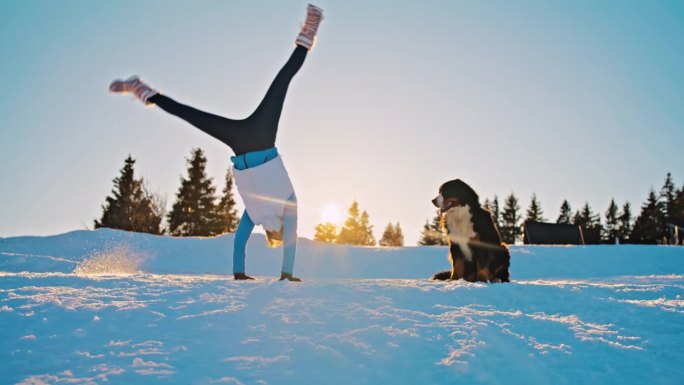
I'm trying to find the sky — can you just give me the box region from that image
[1,0,683,245]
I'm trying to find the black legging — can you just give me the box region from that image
[148,46,308,155]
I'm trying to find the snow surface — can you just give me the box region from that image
[1,229,683,385]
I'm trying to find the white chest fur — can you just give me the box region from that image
[443,205,477,261]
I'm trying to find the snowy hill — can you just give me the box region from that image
[1,229,683,384]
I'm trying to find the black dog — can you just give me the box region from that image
[431,179,510,283]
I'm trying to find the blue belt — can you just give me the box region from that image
[230,147,279,170]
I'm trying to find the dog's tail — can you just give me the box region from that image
[431,270,451,280]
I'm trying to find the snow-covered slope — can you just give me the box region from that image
[3,228,682,279]
[1,229,683,384]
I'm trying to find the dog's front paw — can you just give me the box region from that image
[431,270,451,281]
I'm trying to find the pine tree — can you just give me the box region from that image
[379,223,394,247]
[380,222,404,247]
[673,184,684,244]
[419,220,438,246]
[574,202,602,244]
[491,196,501,228]
[617,202,633,243]
[557,200,573,224]
[572,210,583,227]
[660,173,677,241]
[360,211,377,246]
[603,199,620,244]
[418,210,448,246]
[94,155,163,235]
[630,190,665,244]
[393,223,405,247]
[673,183,684,225]
[525,193,545,223]
[660,173,677,218]
[500,193,521,244]
[431,211,448,244]
[168,148,222,237]
[337,201,376,246]
[483,198,492,212]
[216,168,240,233]
[314,222,338,243]
[337,201,361,245]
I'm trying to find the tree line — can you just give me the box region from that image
[313,201,405,247]
[96,150,406,246]
[95,149,240,236]
[95,156,683,246]
[418,173,684,246]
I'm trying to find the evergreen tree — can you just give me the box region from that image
[419,221,435,246]
[314,222,338,243]
[574,202,602,244]
[660,173,677,241]
[94,155,163,235]
[168,148,222,237]
[617,202,633,243]
[500,193,521,244]
[216,168,240,233]
[660,173,677,219]
[491,196,501,228]
[418,210,448,246]
[483,198,492,212]
[603,199,620,244]
[673,184,684,244]
[337,201,361,245]
[630,190,665,244]
[673,183,684,225]
[379,223,394,247]
[379,222,404,247]
[393,223,405,247]
[525,193,545,223]
[337,201,376,246]
[360,211,377,246]
[557,200,573,224]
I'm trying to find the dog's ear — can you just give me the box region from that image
[454,179,479,206]
[439,180,456,197]
[440,179,480,206]
[442,179,480,205]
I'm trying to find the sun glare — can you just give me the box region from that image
[320,203,344,225]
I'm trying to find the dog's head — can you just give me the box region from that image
[432,179,480,214]
[432,179,480,258]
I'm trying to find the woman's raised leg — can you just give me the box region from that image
[248,4,323,139]
[109,76,240,148]
[249,46,307,133]
[149,94,238,146]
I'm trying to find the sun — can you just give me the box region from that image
[320,203,344,225]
